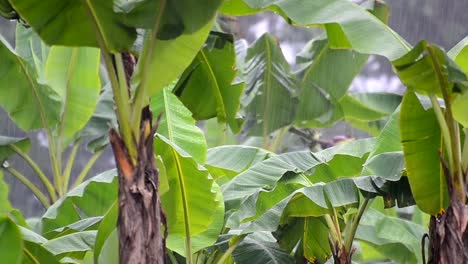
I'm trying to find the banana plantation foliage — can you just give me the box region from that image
[0,0,467,263]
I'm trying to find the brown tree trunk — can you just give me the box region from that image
[427,201,468,264]
[427,154,468,264]
[109,52,166,264]
[110,109,167,264]
[330,241,354,264]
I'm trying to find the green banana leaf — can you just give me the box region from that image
[174,32,245,133]
[0,136,30,163]
[448,35,468,73]
[400,92,445,215]
[122,0,223,38]
[15,24,49,78]
[0,170,13,215]
[294,38,368,126]
[41,170,116,235]
[151,88,207,164]
[45,46,101,144]
[206,145,272,180]
[93,201,117,264]
[42,230,96,259]
[0,216,23,263]
[393,41,468,97]
[155,135,219,256]
[221,0,410,60]
[242,33,298,137]
[356,208,426,264]
[80,84,116,152]
[138,20,213,97]
[166,183,224,256]
[9,0,136,51]
[232,235,295,264]
[0,35,61,131]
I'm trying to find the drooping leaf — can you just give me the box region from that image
[0,216,23,264]
[151,88,207,164]
[0,136,30,163]
[45,46,101,144]
[138,20,213,97]
[243,33,298,137]
[174,32,245,133]
[41,170,116,234]
[294,38,368,125]
[393,41,468,97]
[23,241,61,264]
[9,0,136,51]
[42,230,96,259]
[356,208,426,264]
[0,36,61,131]
[20,227,61,264]
[400,92,444,215]
[302,217,332,263]
[232,236,295,264]
[221,0,410,60]
[155,135,217,256]
[206,145,272,180]
[123,0,223,38]
[223,138,375,204]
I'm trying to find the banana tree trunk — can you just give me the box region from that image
[109,52,166,263]
[110,109,167,264]
[427,157,468,263]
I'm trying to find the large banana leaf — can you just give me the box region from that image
[151,88,207,164]
[400,92,445,215]
[9,0,136,51]
[174,32,245,133]
[393,41,468,97]
[0,216,23,263]
[42,230,96,260]
[206,145,272,180]
[122,0,223,37]
[221,0,410,60]
[155,135,218,256]
[166,183,224,256]
[294,38,368,125]
[41,170,116,235]
[45,46,101,144]
[139,20,213,97]
[242,33,298,137]
[232,235,295,264]
[0,36,61,131]
[356,208,426,263]
[222,138,375,204]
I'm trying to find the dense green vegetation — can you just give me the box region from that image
[0,0,467,263]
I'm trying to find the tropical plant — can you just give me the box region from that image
[0,0,467,264]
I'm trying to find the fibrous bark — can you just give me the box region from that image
[427,154,468,264]
[110,109,167,264]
